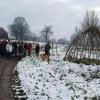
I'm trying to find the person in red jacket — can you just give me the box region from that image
[27,43,32,56]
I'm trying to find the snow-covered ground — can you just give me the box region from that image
[15,46,100,100]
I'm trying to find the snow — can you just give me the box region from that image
[15,46,100,100]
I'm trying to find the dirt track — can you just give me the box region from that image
[0,59,18,100]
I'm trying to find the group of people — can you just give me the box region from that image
[0,39,51,62]
[0,40,33,61]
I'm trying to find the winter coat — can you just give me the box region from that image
[18,45,25,54]
[35,44,40,53]
[2,42,7,53]
[0,43,3,54]
[45,43,50,55]
[24,43,27,50]
[27,43,32,52]
[6,44,13,52]
[12,42,17,50]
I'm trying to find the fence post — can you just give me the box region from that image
[56,43,57,55]
[52,43,53,54]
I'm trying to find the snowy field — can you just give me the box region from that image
[14,46,100,100]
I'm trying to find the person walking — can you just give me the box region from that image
[0,41,3,61]
[44,42,51,64]
[27,43,32,56]
[6,42,13,59]
[18,42,25,60]
[23,42,27,57]
[2,40,7,58]
[12,42,18,57]
[44,42,51,56]
[35,43,40,56]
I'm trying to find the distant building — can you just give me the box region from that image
[0,27,8,39]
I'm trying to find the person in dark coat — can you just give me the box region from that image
[12,42,18,57]
[0,41,3,61]
[23,42,27,57]
[44,42,51,64]
[44,42,51,56]
[18,42,25,60]
[35,43,40,56]
[2,40,7,58]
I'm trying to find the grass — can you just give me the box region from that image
[64,58,100,65]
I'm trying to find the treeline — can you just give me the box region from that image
[8,17,69,45]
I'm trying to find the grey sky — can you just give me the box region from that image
[0,0,100,40]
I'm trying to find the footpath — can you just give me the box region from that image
[0,59,18,100]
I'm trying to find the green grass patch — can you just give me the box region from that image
[65,58,100,65]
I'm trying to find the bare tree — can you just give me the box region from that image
[81,11,99,31]
[41,25,53,43]
[70,27,81,44]
[64,10,100,61]
[9,17,30,40]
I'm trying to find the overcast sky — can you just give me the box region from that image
[0,0,100,40]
